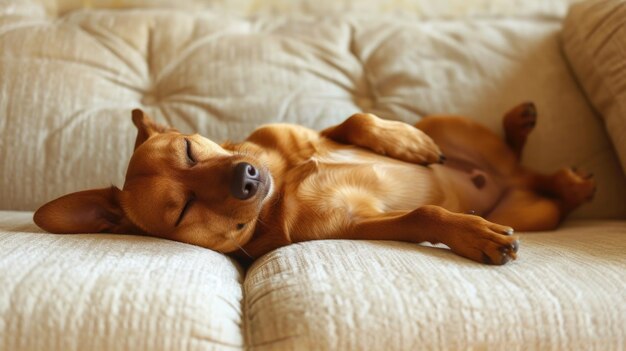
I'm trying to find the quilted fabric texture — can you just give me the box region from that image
[2,212,625,350]
[41,0,582,18]
[246,221,626,350]
[0,1,625,218]
[562,0,626,174]
[0,211,244,351]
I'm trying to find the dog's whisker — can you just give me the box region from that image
[255,217,269,227]
[229,232,252,259]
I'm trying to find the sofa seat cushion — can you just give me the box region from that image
[245,220,626,350]
[1,1,625,219]
[0,211,244,351]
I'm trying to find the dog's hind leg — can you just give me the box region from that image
[502,102,537,160]
[416,102,539,174]
[415,114,520,177]
[486,167,596,230]
[486,189,562,231]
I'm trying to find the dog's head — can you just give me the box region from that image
[34,109,273,253]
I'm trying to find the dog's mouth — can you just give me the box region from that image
[217,171,272,254]
[244,171,273,227]
[259,169,273,203]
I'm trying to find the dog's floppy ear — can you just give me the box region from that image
[131,109,177,150]
[33,187,141,235]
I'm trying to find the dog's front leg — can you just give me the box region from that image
[321,113,444,165]
[339,205,519,265]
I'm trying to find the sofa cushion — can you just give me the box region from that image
[245,221,626,350]
[0,211,244,351]
[1,1,625,218]
[562,0,626,175]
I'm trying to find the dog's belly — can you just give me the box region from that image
[283,147,504,229]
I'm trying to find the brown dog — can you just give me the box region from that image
[34,103,595,265]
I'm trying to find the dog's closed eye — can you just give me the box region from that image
[185,138,196,165]
[175,197,195,227]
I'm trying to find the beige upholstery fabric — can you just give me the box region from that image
[0,211,244,351]
[245,220,626,350]
[2,1,626,350]
[1,1,625,218]
[562,0,626,174]
[2,211,625,350]
[41,0,583,18]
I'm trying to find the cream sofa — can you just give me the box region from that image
[1,0,625,350]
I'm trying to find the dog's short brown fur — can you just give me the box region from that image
[34,103,596,265]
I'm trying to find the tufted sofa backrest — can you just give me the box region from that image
[35,0,582,19]
[1,0,624,218]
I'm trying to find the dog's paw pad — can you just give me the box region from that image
[481,252,493,264]
[522,102,537,118]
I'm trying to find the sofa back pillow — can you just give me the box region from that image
[563,0,626,175]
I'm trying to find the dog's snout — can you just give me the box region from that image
[231,162,260,200]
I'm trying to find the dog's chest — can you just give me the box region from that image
[282,147,445,218]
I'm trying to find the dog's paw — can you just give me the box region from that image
[503,102,537,157]
[326,113,444,165]
[367,118,443,166]
[504,102,537,138]
[448,215,519,265]
[553,167,596,206]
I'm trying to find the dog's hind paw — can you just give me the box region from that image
[553,167,596,206]
[503,102,537,158]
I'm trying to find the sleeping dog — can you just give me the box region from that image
[34,103,595,265]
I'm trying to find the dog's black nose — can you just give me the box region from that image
[231,162,260,200]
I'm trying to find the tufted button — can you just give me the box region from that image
[141,90,159,106]
[355,96,374,110]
